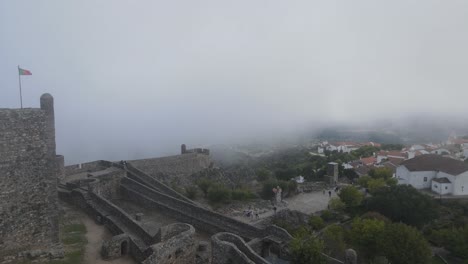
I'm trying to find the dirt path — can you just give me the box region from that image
[78,212,135,264]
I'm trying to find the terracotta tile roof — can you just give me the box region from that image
[361,156,376,165]
[355,166,371,176]
[400,154,468,175]
[387,157,404,165]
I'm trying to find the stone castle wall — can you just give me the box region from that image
[129,153,211,182]
[121,176,292,241]
[211,232,269,264]
[0,94,59,256]
[64,160,109,177]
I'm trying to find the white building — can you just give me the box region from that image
[396,154,468,196]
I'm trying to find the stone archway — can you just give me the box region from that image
[121,241,128,255]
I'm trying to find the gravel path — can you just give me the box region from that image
[284,189,339,215]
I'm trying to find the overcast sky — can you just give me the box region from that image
[1,1,468,163]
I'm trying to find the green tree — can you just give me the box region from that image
[196,178,213,197]
[323,225,346,258]
[367,185,438,228]
[357,175,372,188]
[380,223,432,264]
[290,229,327,264]
[349,218,386,261]
[368,167,393,180]
[308,216,325,231]
[380,144,404,151]
[338,186,364,207]
[367,178,386,193]
[343,169,359,181]
[430,226,468,259]
[351,146,380,158]
[328,197,345,212]
[256,168,271,182]
[386,177,398,186]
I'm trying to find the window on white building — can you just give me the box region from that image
[445,186,448,190]
[424,177,428,182]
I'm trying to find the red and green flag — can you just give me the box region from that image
[18,67,32,75]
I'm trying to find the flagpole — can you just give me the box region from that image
[18,65,23,109]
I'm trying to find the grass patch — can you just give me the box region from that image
[62,235,87,246]
[63,224,87,234]
[50,249,84,264]
[61,223,87,246]
[53,216,88,264]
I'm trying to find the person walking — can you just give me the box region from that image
[328,190,332,198]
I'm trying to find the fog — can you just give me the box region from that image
[1,1,468,164]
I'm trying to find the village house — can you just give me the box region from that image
[396,154,468,196]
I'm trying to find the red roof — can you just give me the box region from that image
[387,157,404,165]
[361,156,377,165]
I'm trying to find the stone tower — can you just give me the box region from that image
[0,94,60,258]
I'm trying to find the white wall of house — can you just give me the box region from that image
[377,155,386,163]
[396,166,410,185]
[396,166,436,189]
[453,172,468,195]
[431,149,450,155]
[409,171,437,189]
[431,181,452,195]
[463,149,468,158]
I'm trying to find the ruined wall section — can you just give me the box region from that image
[88,167,126,200]
[129,153,211,184]
[121,177,266,239]
[64,160,110,177]
[0,95,59,255]
[211,232,269,264]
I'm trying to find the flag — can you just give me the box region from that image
[18,67,32,75]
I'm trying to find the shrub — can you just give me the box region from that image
[321,210,334,221]
[290,229,327,264]
[288,180,298,194]
[323,225,346,258]
[256,168,272,182]
[185,186,198,200]
[329,197,345,212]
[261,180,279,199]
[196,178,213,197]
[231,188,255,201]
[207,184,231,203]
[260,180,290,199]
[360,211,391,223]
[309,216,325,231]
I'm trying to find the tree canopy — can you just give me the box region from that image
[338,186,364,207]
[379,223,432,264]
[367,185,438,227]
